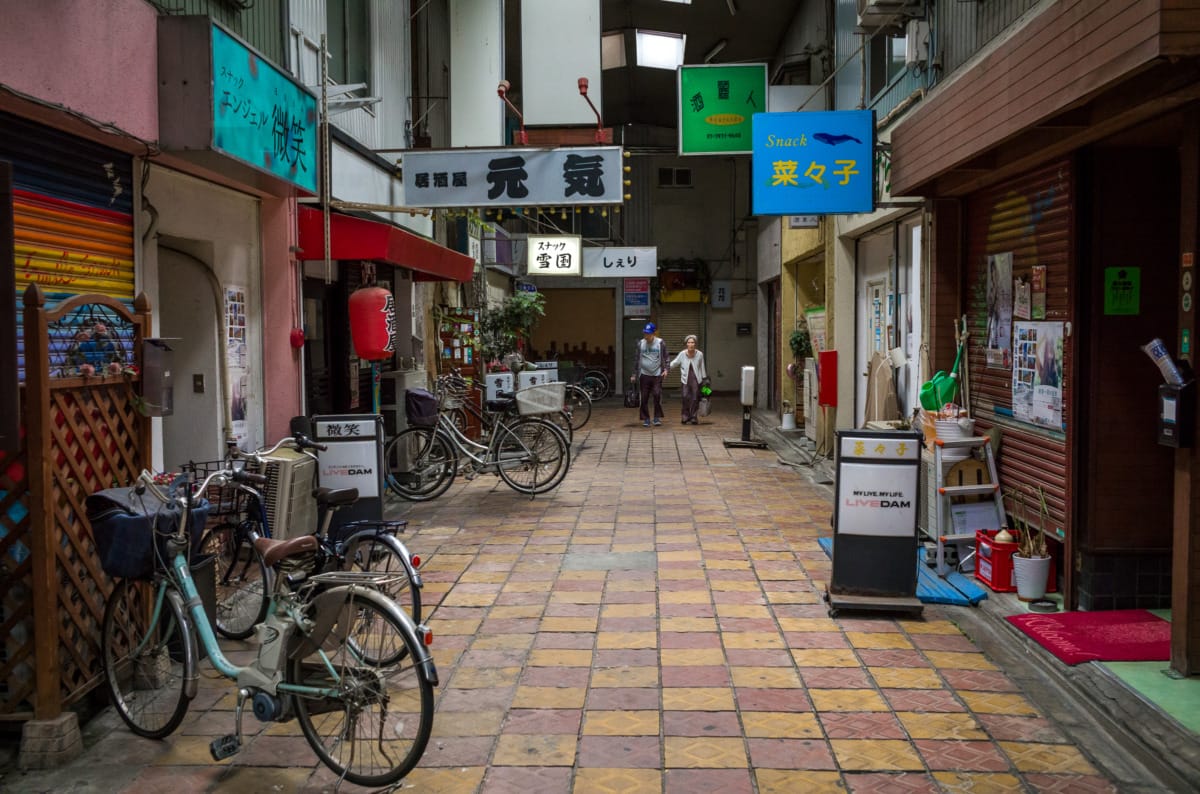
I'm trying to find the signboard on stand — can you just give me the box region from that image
[313,414,386,533]
[826,429,923,617]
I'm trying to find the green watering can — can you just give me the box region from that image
[920,341,964,411]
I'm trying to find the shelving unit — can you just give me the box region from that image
[929,436,1005,577]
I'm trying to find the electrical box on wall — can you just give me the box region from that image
[905,19,930,68]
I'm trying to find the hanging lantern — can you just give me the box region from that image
[348,286,396,361]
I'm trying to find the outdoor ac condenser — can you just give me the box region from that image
[256,447,317,540]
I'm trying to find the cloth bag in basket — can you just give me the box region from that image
[624,387,640,409]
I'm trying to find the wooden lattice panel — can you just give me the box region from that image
[0,408,34,718]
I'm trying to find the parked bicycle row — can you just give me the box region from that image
[86,428,436,786]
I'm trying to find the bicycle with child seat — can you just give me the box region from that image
[384,397,571,501]
[99,464,437,786]
[196,434,423,641]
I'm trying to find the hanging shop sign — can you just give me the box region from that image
[158,18,318,195]
[623,278,651,318]
[401,146,624,207]
[678,64,768,156]
[751,110,875,215]
[583,246,657,278]
[526,235,582,276]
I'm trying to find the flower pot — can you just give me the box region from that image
[1012,554,1052,602]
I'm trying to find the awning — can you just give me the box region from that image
[297,206,474,283]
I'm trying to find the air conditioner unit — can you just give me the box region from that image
[905,19,930,67]
[857,0,919,30]
[255,447,317,540]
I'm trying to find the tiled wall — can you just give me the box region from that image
[1077,553,1172,611]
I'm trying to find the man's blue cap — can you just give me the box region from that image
[643,322,656,334]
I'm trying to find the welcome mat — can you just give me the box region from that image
[1006,609,1171,665]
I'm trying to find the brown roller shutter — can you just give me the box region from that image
[964,159,1074,539]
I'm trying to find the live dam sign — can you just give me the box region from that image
[828,430,923,612]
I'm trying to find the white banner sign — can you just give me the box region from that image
[526,235,582,276]
[583,246,657,278]
[402,146,624,207]
[315,418,380,498]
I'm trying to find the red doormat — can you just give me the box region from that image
[1005,609,1170,665]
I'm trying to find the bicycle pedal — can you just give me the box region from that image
[210,733,241,761]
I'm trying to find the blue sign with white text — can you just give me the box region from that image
[751,111,874,215]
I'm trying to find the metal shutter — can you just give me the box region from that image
[656,302,705,361]
[964,158,1074,538]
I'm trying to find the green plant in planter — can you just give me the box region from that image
[478,291,546,368]
[789,326,813,362]
[1007,485,1050,559]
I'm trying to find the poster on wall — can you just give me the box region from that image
[1012,321,1064,430]
[1014,277,1031,320]
[805,307,827,354]
[1031,265,1047,319]
[225,286,249,448]
[986,252,1013,368]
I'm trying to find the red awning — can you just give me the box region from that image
[297,206,474,283]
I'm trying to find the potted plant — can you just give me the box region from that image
[786,323,813,422]
[1007,485,1053,602]
[478,291,546,371]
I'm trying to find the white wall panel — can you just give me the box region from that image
[521,0,601,125]
[449,0,504,147]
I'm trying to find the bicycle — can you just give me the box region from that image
[437,368,587,437]
[384,395,571,501]
[196,434,423,641]
[97,464,437,786]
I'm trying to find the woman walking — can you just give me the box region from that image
[668,334,708,424]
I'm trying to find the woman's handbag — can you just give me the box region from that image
[697,396,712,417]
[624,387,640,409]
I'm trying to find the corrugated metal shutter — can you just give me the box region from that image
[965,158,1074,537]
[656,303,705,362]
[3,112,135,380]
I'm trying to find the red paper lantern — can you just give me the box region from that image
[348,286,396,361]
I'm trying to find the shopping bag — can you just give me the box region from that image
[697,396,712,417]
[624,387,640,409]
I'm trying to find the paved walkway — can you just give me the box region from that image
[2,399,1124,792]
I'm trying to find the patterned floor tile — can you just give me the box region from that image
[663,768,753,793]
[511,685,588,709]
[843,772,939,793]
[819,711,905,739]
[869,666,943,689]
[597,631,659,649]
[492,734,577,766]
[923,651,999,671]
[730,666,803,688]
[829,739,925,771]
[1020,773,1120,792]
[998,742,1100,775]
[896,711,985,740]
[482,765,574,793]
[573,767,663,793]
[755,770,847,793]
[809,688,890,712]
[584,709,661,736]
[930,771,1025,793]
[913,739,1011,771]
[660,648,726,666]
[741,711,822,738]
[660,687,737,711]
[664,736,748,768]
[577,736,663,768]
[591,666,661,688]
[959,691,1040,716]
[661,710,742,737]
[792,648,861,667]
[747,737,837,769]
[845,632,914,650]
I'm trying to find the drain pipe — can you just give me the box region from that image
[156,242,235,445]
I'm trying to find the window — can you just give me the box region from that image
[635,30,686,70]
[867,28,907,100]
[327,0,370,87]
[602,31,626,70]
[658,167,692,188]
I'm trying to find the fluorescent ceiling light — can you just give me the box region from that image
[660,0,692,4]
[726,0,737,15]
[602,31,626,69]
[635,30,686,70]
[703,39,727,63]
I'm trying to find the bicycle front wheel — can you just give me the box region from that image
[102,578,193,739]
[563,384,592,430]
[290,593,434,786]
[581,369,611,398]
[495,417,571,494]
[384,427,457,501]
[344,536,422,624]
[198,521,270,639]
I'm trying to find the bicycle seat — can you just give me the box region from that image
[313,487,358,507]
[253,534,319,568]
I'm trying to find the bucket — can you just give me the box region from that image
[782,413,796,431]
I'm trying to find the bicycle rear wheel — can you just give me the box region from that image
[580,374,607,401]
[102,578,193,739]
[290,593,434,786]
[581,369,611,398]
[495,417,571,494]
[344,536,422,624]
[384,427,456,501]
[563,384,592,430]
[198,520,270,639]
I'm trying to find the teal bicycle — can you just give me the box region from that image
[96,463,438,786]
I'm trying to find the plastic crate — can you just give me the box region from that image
[974,529,1056,593]
[515,381,566,415]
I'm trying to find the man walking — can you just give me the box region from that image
[631,322,668,427]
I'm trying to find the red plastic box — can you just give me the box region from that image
[974,529,1056,593]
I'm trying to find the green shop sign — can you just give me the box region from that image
[211,24,318,193]
[677,64,768,156]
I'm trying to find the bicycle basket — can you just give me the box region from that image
[405,387,439,427]
[190,459,251,518]
[515,382,567,415]
[86,487,210,580]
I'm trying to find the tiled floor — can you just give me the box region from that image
[2,400,1122,793]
